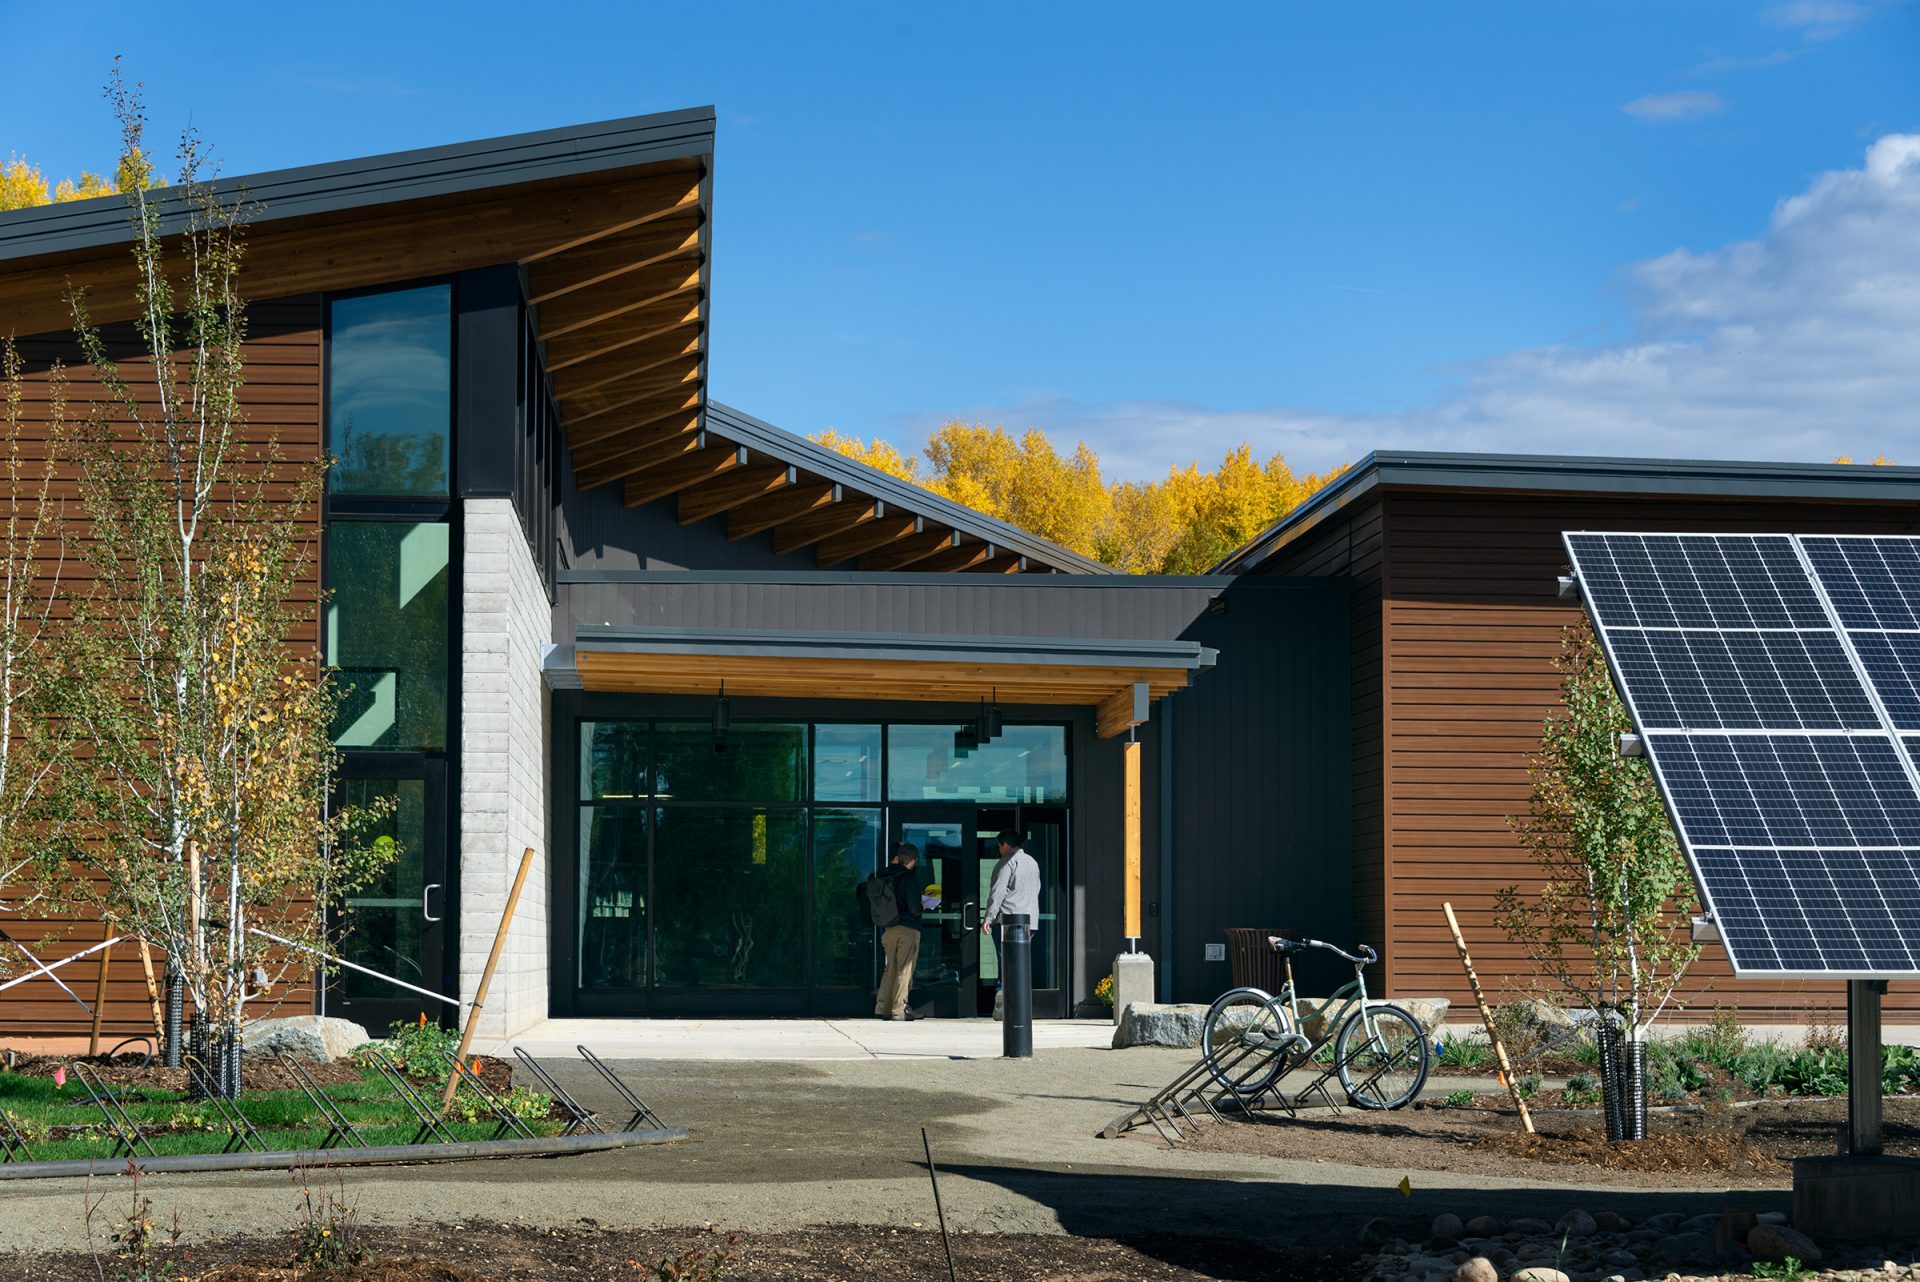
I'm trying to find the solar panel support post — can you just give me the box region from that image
[1848,979,1886,1157]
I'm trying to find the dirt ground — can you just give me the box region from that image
[3,1223,1354,1282]
[1166,1095,1920,1187]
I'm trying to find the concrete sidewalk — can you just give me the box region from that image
[484,1016,1118,1060]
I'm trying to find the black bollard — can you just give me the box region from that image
[1001,913,1033,1058]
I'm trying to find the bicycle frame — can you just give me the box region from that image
[1272,949,1388,1059]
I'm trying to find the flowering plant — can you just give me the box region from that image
[1094,973,1115,1008]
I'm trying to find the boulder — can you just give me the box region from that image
[1510,1218,1553,1236]
[1512,1269,1570,1282]
[1432,1214,1465,1243]
[1748,1225,1823,1266]
[241,1014,371,1064]
[1452,1259,1497,1282]
[1595,1211,1633,1233]
[1558,1210,1598,1238]
[1111,1002,1209,1049]
[1463,1216,1504,1237]
[1359,1217,1396,1248]
[1394,999,1451,1039]
[1641,1213,1686,1233]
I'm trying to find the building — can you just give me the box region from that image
[1,109,1914,1041]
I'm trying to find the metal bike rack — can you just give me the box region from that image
[510,1048,602,1136]
[364,1051,459,1146]
[183,1054,265,1154]
[70,1061,157,1159]
[441,1051,536,1141]
[576,1044,667,1132]
[279,1054,368,1151]
[0,1107,33,1163]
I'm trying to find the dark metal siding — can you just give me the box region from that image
[556,578,1232,644]
[1163,578,1353,1002]
[557,479,825,574]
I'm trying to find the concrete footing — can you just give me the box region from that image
[1112,953,1155,1025]
[1793,1154,1920,1241]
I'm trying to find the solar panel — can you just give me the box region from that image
[1565,532,1920,978]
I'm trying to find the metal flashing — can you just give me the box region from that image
[564,625,1217,670]
[1215,450,1920,575]
[0,107,717,264]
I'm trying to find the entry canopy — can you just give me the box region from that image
[1563,531,1920,978]
[548,626,1218,738]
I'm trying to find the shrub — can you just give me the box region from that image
[291,1171,368,1270]
[1443,1089,1476,1109]
[1647,1040,1709,1099]
[635,1241,737,1281]
[1514,1074,1542,1099]
[355,1017,460,1084]
[1437,1036,1493,1070]
[1677,1008,1749,1069]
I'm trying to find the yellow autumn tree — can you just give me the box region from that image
[0,149,162,211]
[811,421,1345,573]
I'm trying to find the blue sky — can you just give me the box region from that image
[3,2,1917,476]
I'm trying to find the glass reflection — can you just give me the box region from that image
[886,725,1067,802]
[328,284,452,496]
[327,522,450,750]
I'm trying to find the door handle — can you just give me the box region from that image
[422,883,442,923]
[961,901,978,931]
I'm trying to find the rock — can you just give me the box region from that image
[1452,1258,1497,1282]
[1643,1215,1685,1233]
[1748,1225,1823,1267]
[240,1014,370,1063]
[1395,998,1451,1038]
[1465,1217,1505,1237]
[1433,1214,1465,1243]
[1111,1002,1210,1048]
[1512,1269,1570,1282]
[1360,1218,1396,1248]
[1511,1219,1554,1236]
[1595,1212,1632,1234]
[1679,1214,1720,1236]
[1756,1212,1788,1226]
[1651,1234,1712,1266]
[1559,1210,1598,1238]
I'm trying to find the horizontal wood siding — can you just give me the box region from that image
[0,296,324,1040]
[1260,495,1388,977]
[1380,489,1920,1022]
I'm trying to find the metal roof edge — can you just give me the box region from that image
[1214,450,1920,575]
[555,568,1238,588]
[571,624,1213,668]
[702,401,1113,575]
[0,106,718,264]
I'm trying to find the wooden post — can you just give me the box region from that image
[1442,901,1534,1134]
[135,940,164,1043]
[1122,739,1142,943]
[87,940,113,1056]
[443,846,536,1109]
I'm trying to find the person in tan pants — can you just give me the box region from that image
[873,843,926,1021]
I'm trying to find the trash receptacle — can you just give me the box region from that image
[1225,927,1295,995]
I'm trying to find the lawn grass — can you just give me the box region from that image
[0,1065,557,1162]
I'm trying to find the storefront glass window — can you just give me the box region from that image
[812,724,880,802]
[886,725,1067,803]
[650,807,806,989]
[578,807,648,989]
[326,522,450,749]
[810,808,882,990]
[327,284,452,496]
[655,722,805,802]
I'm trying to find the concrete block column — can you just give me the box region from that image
[458,498,550,1042]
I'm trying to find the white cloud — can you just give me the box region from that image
[1765,0,1874,38]
[1622,90,1728,122]
[934,134,1920,480]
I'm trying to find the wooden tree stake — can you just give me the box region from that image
[135,940,164,1042]
[87,940,113,1056]
[1442,901,1534,1134]
[443,846,536,1110]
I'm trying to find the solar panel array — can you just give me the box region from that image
[1564,533,1920,977]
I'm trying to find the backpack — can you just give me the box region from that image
[860,869,901,928]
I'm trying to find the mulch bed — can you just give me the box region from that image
[2,1223,1355,1282]
[1160,1095,1920,1187]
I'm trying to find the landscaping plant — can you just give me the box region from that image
[1497,619,1700,1138]
[290,1167,369,1270]
[50,67,391,1086]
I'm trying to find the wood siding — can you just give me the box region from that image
[0,296,324,1040]
[1259,495,1389,982]
[1379,488,1920,1022]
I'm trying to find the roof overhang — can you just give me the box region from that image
[0,109,717,498]
[548,627,1216,737]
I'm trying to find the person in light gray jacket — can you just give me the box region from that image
[982,829,1041,982]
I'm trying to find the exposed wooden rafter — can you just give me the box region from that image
[815,513,925,567]
[858,528,960,573]
[677,463,796,525]
[772,500,883,556]
[576,428,706,492]
[527,219,704,305]
[727,483,842,540]
[623,444,747,507]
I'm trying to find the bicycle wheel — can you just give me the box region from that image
[1334,1003,1431,1110]
[1201,987,1296,1097]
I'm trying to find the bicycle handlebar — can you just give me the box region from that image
[1268,936,1377,966]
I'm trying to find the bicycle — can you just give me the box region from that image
[1199,936,1431,1110]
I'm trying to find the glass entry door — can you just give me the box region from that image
[329,758,450,1032]
[892,813,983,1017]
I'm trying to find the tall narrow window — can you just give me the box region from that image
[328,284,452,496]
[327,522,451,749]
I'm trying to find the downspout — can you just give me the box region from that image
[1158,699,1175,1003]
